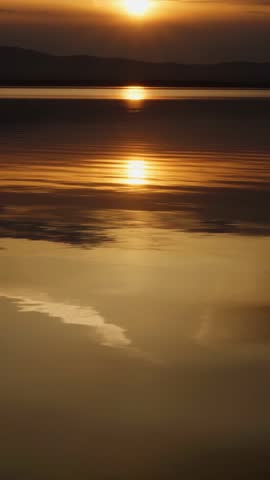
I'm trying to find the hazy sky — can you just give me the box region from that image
[1,0,270,63]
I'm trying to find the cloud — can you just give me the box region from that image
[0,289,131,348]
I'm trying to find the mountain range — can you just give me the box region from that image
[1,46,270,87]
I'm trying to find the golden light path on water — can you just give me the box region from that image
[1,87,270,193]
[127,159,147,185]
[122,86,147,102]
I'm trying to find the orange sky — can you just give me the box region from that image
[1,0,270,62]
[1,0,269,20]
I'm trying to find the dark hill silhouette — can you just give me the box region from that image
[1,46,270,87]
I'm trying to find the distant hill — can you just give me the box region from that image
[1,46,270,87]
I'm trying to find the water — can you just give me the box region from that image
[1,87,270,478]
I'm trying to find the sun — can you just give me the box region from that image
[124,0,150,16]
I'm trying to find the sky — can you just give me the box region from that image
[0,0,270,62]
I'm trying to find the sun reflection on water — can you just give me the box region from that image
[122,86,146,103]
[127,159,146,185]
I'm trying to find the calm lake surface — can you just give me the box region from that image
[1,87,270,478]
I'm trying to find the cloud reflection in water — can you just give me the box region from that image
[0,289,131,349]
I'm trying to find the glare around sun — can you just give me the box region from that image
[124,0,150,16]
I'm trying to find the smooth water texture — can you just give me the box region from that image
[1,87,270,478]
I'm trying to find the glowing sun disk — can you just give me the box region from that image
[124,0,150,16]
